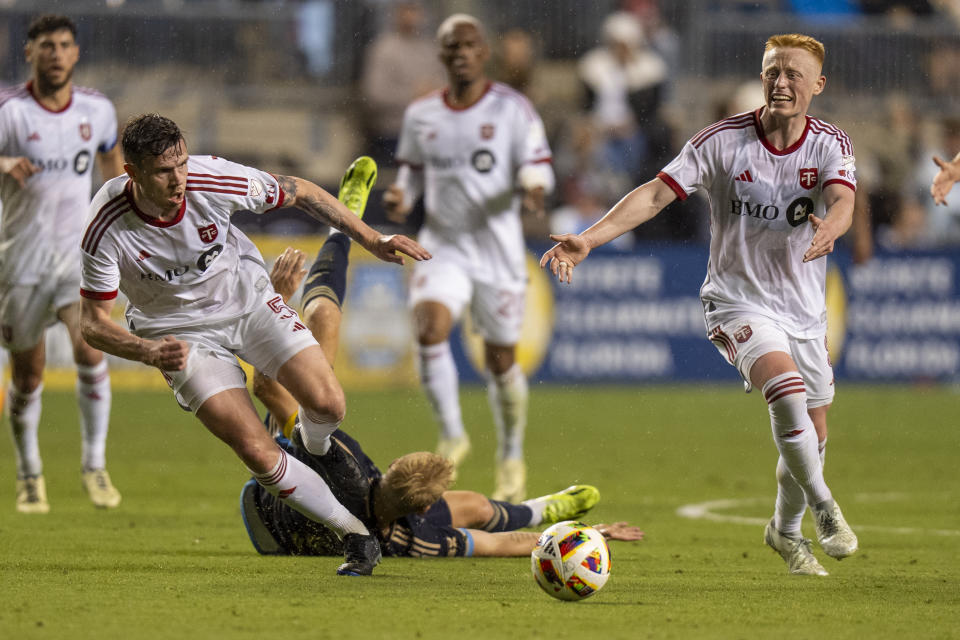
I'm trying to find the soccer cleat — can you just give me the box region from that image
[81,469,122,509]
[491,458,527,503]
[337,532,382,576]
[537,485,600,525]
[813,500,858,559]
[436,435,471,473]
[16,475,49,514]
[764,519,829,576]
[337,156,378,218]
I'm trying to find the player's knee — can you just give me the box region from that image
[235,438,279,474]
[10,371,42,394]
[300,384,346,424]
[471,495,496,527]
[417,324,448,346]
[762,372,811,436]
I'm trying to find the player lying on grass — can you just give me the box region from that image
[243,164,642,558]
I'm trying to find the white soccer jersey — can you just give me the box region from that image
[396,81,553,283]
[658,109,856,338]
[80,155,284,335]
[0,82,118,284]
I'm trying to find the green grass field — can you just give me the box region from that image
[1,385,957,639]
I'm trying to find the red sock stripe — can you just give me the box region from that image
[764,377,806,404]
[259,450,287,486]
[780,428,805,438]
[78,371,109,385]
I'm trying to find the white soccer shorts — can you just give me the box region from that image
[152,290,318,413]
[0,270,82,351]
[706,313,835,408]
[409,253,525,346]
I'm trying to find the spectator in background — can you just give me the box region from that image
[578,11,669,182]
[492,28,536,96]
[551,176,635,252]
[359,0,445,167]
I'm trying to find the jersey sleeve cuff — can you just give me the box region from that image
[823,178,856,192]
[656,171,688,201]
[80,288,118,300]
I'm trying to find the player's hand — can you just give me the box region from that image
[367,233,431,265]
[270,247,307,303]
[539,233,590,284]
[930,155,960,206]
[595,522,644,542]
[0,156,41,188]
[143,335,190,371]
[521,186,546,220]
[383,184,411,224]
[803,214,841,263]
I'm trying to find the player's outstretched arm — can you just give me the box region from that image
[0,156,41,188]
[466,521,644,557]
[540,177,677,283]
[276,175,431,265]
[803,182,855,263]
[931,152,960,206]
[80,298,189,370]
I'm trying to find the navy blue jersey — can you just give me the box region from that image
[240,429,469,557]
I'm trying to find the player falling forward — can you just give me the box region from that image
[245,180,641,559]
[383,14,555,502]
[78,117,430,575]
[0,14,124,513]
[541,34,858,576]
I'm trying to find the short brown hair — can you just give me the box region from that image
[121,114,184,167]
[764,34,825,67]
[380,452,453,514]
[28,14,76,41]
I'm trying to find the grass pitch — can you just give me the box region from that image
[1,385,957,639]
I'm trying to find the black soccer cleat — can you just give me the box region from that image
[337,533,382,576]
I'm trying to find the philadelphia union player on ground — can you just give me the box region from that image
[384,14,554,502]
[78,114,430,575]
[0,14,124,513]
[541,34,858,576]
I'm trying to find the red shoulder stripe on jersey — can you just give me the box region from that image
[186,186,248,196]
[823,178,855,192]
[187,172,247,184]
[83,206,128,255]
[807,119,852,155]
[656,171,688,201]
[693,122,755,149]
[82,192,128,254]
[186,177,247,188]
[80,288,118,301]
[690,113,754,147]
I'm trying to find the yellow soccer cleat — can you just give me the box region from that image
[16,475,49,514]
[537,484,600,525]
[337,156,378,219]
[82,468,122,509]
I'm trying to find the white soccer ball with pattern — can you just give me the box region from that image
[530,521,611,601]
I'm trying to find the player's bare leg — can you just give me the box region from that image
[415,301,471,471]
[752,351,857,564]
[59,302,120,508]
[485,341,527,502]
[8,341,47,513]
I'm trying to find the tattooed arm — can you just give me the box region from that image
[275,175,431,265]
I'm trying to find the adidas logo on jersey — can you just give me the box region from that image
[735,170,754,183]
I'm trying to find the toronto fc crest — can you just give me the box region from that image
[79,121,92,141]
[734,325,753,343]
[197,223,218,243]
[480,123,495,140]
[798,167,818,190]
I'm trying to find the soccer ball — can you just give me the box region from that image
[530,521,611,601]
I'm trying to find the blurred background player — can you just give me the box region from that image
[383,14,555,502]
[245,201,638,560]
[0,14,124,513]
[541,34,859,576]
[78,116,430,575]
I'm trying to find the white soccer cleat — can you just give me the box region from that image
[492,458,527,503]
[436,435,471,471]
[16,475,50,514]
[82,469,122,509]
[813,500,858,559]
[764,519,828,576]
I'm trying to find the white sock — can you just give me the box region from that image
[418,342,465,440]
[521,497,546,527]
[774,456,806,537]
[298,406,340,456]
[252,449,368,536]
[487,363,527,461]
[7,383,43,477]
[763,372,831,507]
[819,437,827,468]
[77,361,111,470]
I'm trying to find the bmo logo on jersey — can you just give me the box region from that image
[471,149,496,173]
[729,200,779,220]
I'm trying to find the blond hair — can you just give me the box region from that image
[764,34,825,67]
[380,452,453,513]
[436,13,485,43]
